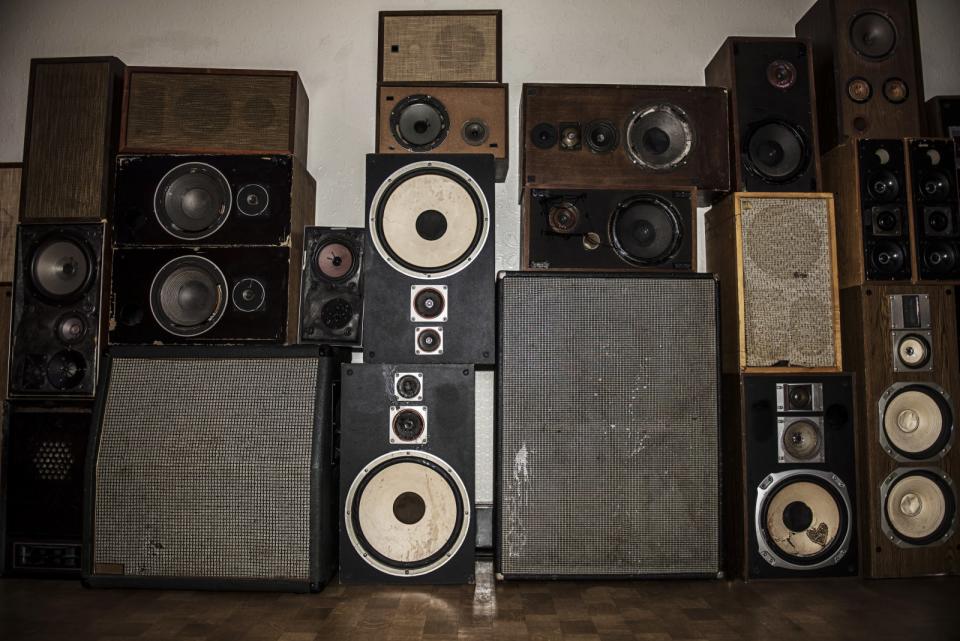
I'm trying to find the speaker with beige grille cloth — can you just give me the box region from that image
[705,193,842,373]
[0,164,20,281]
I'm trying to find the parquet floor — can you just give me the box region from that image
[1,565,959,641]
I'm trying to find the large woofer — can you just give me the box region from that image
[882,469,956,547]
[30,236,93,301]
[153,162,231,240]
[743,120,809,184]
[879,383,953,460]
[755,470,852,570]
[344,450,470,577]
[389,95,450,151]
[149,255,228,337]
[608,194,682,266]
[369,161,489,278]
[866,170,901,202]
[625,104,693,170]
[849,11,897,59]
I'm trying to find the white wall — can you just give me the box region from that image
[2,0,958,503]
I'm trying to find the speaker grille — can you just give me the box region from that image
[497,274,720,577]
[380,13,499,82]
[92,355,320,581]
[740,196,837,368]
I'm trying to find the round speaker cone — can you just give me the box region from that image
[867,170,900,202]
[55,313,87,345]
[766,60,797,90]
[396,375,421,399]
[320,298,354,330]
[417,328,442,353]
[788,385,813,411]
[461,120,488,146]
[763,479,845,562]
[782,420,822,461]
[232,278,265,313]
[871,240,906,274]
[548,203,579,233]
[885,471,955,544]
[609,195,682,266]
[154,162,231,239]
[46,350,86,390]
[626,104,693,170]
[847,77,873,103]
[413,288,445,319]
[744,121,808,183]
[897,334,931,369]
[315,241,356,281]
[30,238,92,300]
[920,171,951,202]
[390,95,449,151]
[850,11,897,59]
[585,120,619,153]
[882,385,952,459]
[236,184,269,217]
[150,256,228,337]
[927,208,951,233]
[392,409,425,441]
[923,242,957,275]
[883,78,909,104]
[531,123,558,149]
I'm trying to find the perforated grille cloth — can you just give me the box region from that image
[498,275,720,576]
[381,14,499,82]
[93,356,319,580]
[740,196,837,368]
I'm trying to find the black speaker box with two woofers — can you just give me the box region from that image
[300,227,364,346]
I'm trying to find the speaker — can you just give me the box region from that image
[20,57,125,222]
[0,286,11,431]
[823,138,913,285]
[795,0,924,149]
[113,154,315,246]
[120,67,309,160]
[723,373,858,579]
[907,138,960,281]
[840,284,960,577]
[496,272,721,578]
[109,245,299,345]
[8,223,106,397]
[376,83,508,182]
[378,10,501,83]
[299,227,364,346]
[84,346,340,591]
[519,84,731,205]
[705,193,842,373]
[705,37,822,192]
[520,186,696,271]
[1,164,19,281]
[362,154,494,366]
[338,363,475,584]
[927,96,960,140]
[2,402,92,577]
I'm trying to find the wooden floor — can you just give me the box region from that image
[1,566,959,641]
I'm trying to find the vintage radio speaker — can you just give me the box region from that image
[520,186,696,271]
[113,154,315,246]
[339,363,475,584]
[20,57,125,222]
[927,96,960,140]
[2,402,92,577]
[497,272,721,578]
[8,223,106,397]
[378,10,501,83]
[84,346,339,591]
[906,139,960,281]
[1,164,20,281]
[840,284,959,577]
[823,139,913,285]
[519,84,731,205]
[362,154,494,366]
[300,227,364,346]
[723,373,858,579]
[795,0,924,149]
[705,193,842,372]
[120,67,309,160]
[376,83,508,181]
[109,245,299,345]
[705,37,822,192]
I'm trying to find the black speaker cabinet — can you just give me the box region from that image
[2,402,92,577]
[109,245,299,345]
[362,154,495,366]
[300,227,364,346]
[8,222,106,398]
[723,373,858,579]
[705,37,822,192]
[520,186,696,271]
[907,139,960,281]
[338,363,475,584]
[927,96,960,140]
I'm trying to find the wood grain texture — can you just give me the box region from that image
[823,141,870,287]
[0,165,21,281]
[288,161,316,344]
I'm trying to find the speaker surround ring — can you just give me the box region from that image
[149,255,229,337]
[878,382,954,461]
[625,103,694,170]
[608,194,683,267]
[742,120,810,184]
[881,468,956,547]
[848,10,898,60]
[29,234,95,302]
[153,162,232,240]
[389,94,450,151]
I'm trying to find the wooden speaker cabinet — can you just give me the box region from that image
[795,0,924,150]
[840,284,960,578]
[375,83,508,181]
[1,164,20,282]
[705,193,842,373]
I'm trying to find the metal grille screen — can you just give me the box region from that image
[740,196,837,368]
[93,356,319,581]
[498,275,721,577]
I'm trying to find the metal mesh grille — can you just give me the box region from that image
[740,196,836,368]
[93,356,319,580]
[381,14,499,82]
[498,275,720,576]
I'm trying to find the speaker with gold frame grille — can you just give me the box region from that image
[299,227,364,346]
[840,283,960,577]
[338,363,475,584]
[705,193,842,373]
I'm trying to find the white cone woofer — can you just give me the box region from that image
[755,470,853,570]
[344,450,470,577]
[881,468,956,548]
[879,383,954,461]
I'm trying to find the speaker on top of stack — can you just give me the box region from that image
[795,0,924,149]
[299,226,364,346]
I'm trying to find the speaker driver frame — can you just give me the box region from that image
[389,94,450,152]
[624,103,694,171]
[742,119,811,185]
[880,467,956,547]
[878,382,954,461]
[152,161,232,241]
[148,255,229,338]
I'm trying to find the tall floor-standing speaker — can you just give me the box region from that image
[339,363,475,584]
[496,272,721,578]
[84,346,341,591]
